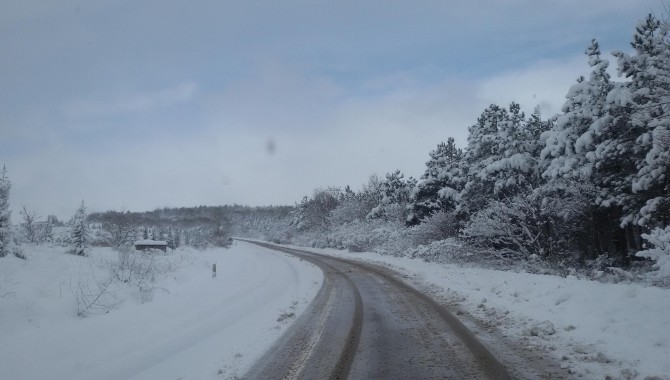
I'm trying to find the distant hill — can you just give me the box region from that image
[88,204,293,230]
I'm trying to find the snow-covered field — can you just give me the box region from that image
[0,242,322,380]
[290,245,670,380]
[3,240,668,379]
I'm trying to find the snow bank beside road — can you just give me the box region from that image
[0,242,322,380]
[295,245,670,379]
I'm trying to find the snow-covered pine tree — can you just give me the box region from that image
[593,16,665,217]
[612,14,670,228]
[460,104,561,259]
[458,104,505,218]
[542,39,613,182]
[367,170,416,223]
[167,229,176,250]
[486,102,545,194]
[537,40,626,259]
[173,229,181,248]
[408,137,464,224]
[459,103,543,218]
[0,166,12,257]
[68,201,91,256]
[562,15,670,258]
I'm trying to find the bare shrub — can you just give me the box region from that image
[70,271,122,317]
[71,247,177,316]
[113,248,175,295]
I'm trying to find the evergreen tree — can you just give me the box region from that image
[174,229,181,248]
[167,229,176,250]
[539,39,637,259]
[459,103,543,218]
[562,14,670,258]
[613,14,670,227]
[458,104,506,219]
[486,102,545,194]
[367,170,416,222]
[183,229,191,246]
[542,39,614,182]
[586,16,670,224]
[0,166,12,257]
[408,138,464,224]
[68,201,91,256]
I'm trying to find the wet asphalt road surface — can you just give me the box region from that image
[241,241,512,380]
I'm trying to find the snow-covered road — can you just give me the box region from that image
[289,244,670,379]
[0,242,322,380]
[245,241,520,379]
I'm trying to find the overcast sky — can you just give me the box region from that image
[0,0,665,219]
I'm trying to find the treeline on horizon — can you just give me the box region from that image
[86,205,292,249]
[88,204,292,229]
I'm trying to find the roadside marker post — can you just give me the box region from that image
[212,263,217,279]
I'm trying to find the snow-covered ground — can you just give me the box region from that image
[288,245,670,380]
[0,241,322,380]
[3,240,667,379]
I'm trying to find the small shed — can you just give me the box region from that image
[134,239,168,252]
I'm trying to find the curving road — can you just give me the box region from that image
[241,241,513,380]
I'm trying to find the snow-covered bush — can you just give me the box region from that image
[115,248,164,284]
[363,220,414,256]
[51,226,71,246]
[73,246,180,316]
[637,226,670,286]
[234,209,292,244]
[461,195,543,259]
[462,180,596,265]
[409,211,458,246]
[290,218,415,257]
[408,238,466,263]
[291,188,340,232]
[329,192,369,225]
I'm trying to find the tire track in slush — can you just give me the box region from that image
[240,240,511,380]
[242,240,363,380]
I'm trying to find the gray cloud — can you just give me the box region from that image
[62,82,198,120]
[0,0,664,218]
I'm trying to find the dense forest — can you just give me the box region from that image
[241,14,670,285]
